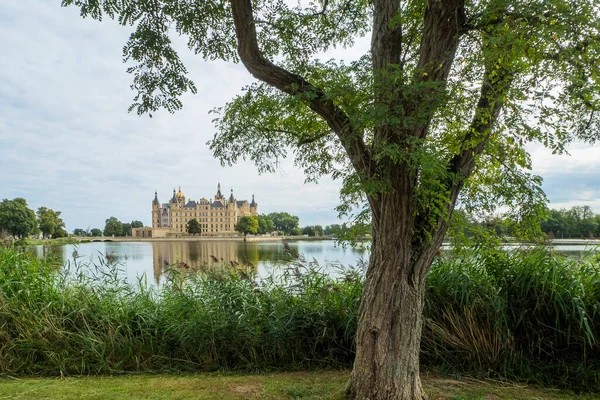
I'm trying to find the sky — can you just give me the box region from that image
[1,1,599,232]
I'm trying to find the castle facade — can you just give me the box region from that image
[134,184,257,238]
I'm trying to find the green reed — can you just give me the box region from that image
[0,245,598,390]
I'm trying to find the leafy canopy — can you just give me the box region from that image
[235,216,259,236]
[62,0,600,238]
[0,198,37,238]
[187,218,201,234]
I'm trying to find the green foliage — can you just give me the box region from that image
[72,228,90,237]
[186,218,201,235]
[103,217,123,237]
[541,206,600,239]
[235,216,259,236]
[62,0,600,240]
[36,207,66,239]
[51,228,68,239]
[302,225,324,237]
[90,228,103,237]
[256,214,274,234]
[0,198,37,239]
[131,220,144,229]
[121,222,132,237]
[448,205,600,242]
[0,246,599,389]
[423,244,600,388]
[268,212,300,235]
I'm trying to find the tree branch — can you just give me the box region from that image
[371,0,402,69]
[229,0,375,181]
[415,0,466,84]
[404,0,466,140]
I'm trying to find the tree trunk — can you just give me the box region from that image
[346,198,437,400]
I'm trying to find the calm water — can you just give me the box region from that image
[28,240,599,287]
[29,240,368,286]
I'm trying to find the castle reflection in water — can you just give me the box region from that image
[150,241,292,282]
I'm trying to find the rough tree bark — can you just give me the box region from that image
[229,0,491,399]
[346,195,433,400]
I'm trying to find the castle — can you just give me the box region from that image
[132,183,258,238]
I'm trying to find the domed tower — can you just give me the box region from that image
[176,186,185,206]
[228,188,235,203]
[152,191,160,228]
[170,188,177,204]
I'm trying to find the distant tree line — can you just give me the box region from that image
[232,212,301,237]
[455,205,600,240]
[0,198,66,239]
[73,218,143,237]
[231,212,355,238]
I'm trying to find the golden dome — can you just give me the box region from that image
[176,186,185,198]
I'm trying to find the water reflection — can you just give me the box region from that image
[26,240,366,286]
[26,240,600,287]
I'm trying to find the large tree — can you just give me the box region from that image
[0,198,37,239]
[268,212,300,235]
[103,217,123,237]
[62,1,600,398]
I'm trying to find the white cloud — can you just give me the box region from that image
[0,1,345,230]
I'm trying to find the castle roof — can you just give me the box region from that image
[185,201,197,208]
[211,201,224,208]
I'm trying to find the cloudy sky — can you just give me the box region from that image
[1,1,599,232]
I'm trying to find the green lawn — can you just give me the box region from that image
[0,371,595,400]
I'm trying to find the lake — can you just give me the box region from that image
[28,240,369,286]
[28,239,600,287]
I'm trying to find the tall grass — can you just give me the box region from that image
[423,243,600,389]
[0,249,361,375]
[0,245,599,390]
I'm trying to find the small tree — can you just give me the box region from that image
[187,218,201,235]
[103,217,123,237]
[90,228,102,237]
[122,223,132,237]
[37,207,65,239]
[52,228,68,239]
[235,216,259,239]
[72,228,89,237]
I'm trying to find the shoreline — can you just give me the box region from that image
[28,235,338,245]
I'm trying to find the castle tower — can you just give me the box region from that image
[250,194,257,211]
[176,186,185,206]
[152,191,160,228]
[215,183,224,201]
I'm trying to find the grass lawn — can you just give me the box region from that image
[0,371,596,400]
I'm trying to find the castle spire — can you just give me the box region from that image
[250,194,257,207]
[153,190,160,206]
[229,188,235,203]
